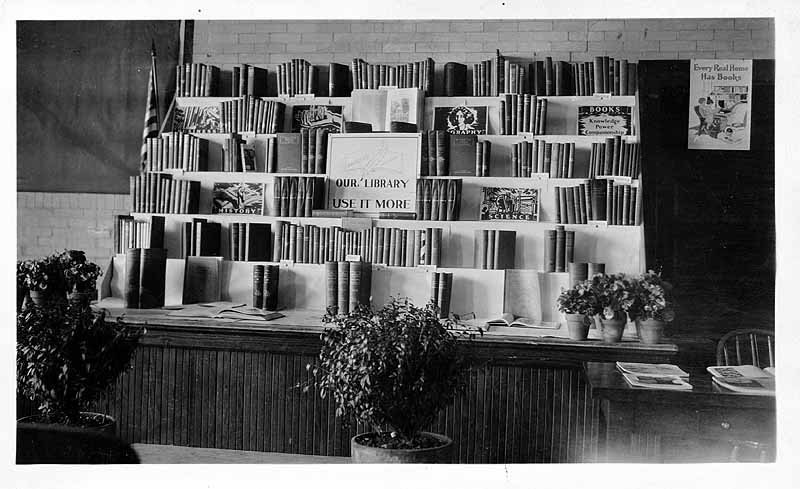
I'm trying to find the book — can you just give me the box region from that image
[123,248,166,309]
[486,313,541,328]
[616,362,690,378]
[182,256,222,304]
[276,133,302,173]
[167,302,284,321]
[621,373,693,391]
[263,264,280,311]
[479,187,539,221]
[707,365,775,395]
[212,183,264,215]
[433,106,488,135]
[443,62,467,96]
[385,87,424,130]
[328,62,351,97]
[291,105,343,133]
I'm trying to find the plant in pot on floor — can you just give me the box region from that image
[59,249,103,305]
[590,273,635,343]
[309,297,476,463]
[557,280,599,340]
[17,294,143,461]
[627,270,676,344]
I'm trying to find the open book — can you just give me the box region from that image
[166,302,285,322]
[707,365,775,396]
[621,373,693,390]
[486,313,560,329]
[616,362,690,378]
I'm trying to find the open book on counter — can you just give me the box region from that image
[707,365,775,396]
[616,362,693,390]
[165,302,285,322]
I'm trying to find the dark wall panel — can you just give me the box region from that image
[17,21,180,193]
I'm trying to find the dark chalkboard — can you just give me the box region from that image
[17,21,180,193]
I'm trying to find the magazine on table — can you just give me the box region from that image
[615,362,690,378]
[707,365,775,395]
[621,372,693,390]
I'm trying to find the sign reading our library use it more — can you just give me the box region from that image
[326,134,420,214]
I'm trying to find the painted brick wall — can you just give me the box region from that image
[193,18,774,73]
[17,192,130,266]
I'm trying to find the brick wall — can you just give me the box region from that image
[17,192,130,266]
[193,18,774,72]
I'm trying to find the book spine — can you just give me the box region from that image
[124,248,142,308]
[348,261,362,312]
[337,261,349,315]
[252,265,265,308]
[555,226,565,273]
[568,261,588,287]
[263,265,279,311]
[565,230,575,270]
[437,272,453,319]
[138,248,167,309]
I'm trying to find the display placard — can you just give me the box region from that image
[577,106,632,136]
[326,133,420,214]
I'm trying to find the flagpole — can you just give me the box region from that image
[151,40,160,132]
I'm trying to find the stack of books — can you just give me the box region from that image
[144,133,208,172]
[277,59,317,96]
[415,179,462,221]
[113,215,165,254]
[230,64,268,97]
[271,177,324,217]
[554,182,591,225]
[176,62,220,97]
[219,97,285,134]
[616,362,693,390]
[499,94,547,135]
[588,137,641,179]
[252,264,280,310]
[420,130,450,176]
[129,174,200,214]
[325,261,372,315]
[707,365,775,396]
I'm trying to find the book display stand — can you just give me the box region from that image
[106,55,646,326]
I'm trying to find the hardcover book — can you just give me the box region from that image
[276,133,302,173]
[212,183,264,215]
[291,105,343,133]
[433,106,488,135]
[479,187,539,221]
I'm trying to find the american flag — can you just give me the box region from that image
[141,42,160,171]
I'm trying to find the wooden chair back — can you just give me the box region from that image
[715,328,774,368]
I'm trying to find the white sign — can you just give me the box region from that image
[688,59,753,151]
[326,133,420,214]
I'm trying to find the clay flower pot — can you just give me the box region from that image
[599,315,627,343]
[350,432,453,463]
[565,313,591,340]
[635,318,666,344]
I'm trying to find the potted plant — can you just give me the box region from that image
[17,298,143,460]
[590,273,635,343]
[17,255,67,306]
[556,280,599,340]
[59,249,103,305]
[308,297,474,463]
[627,270,676,344]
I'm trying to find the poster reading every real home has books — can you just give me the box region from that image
[480,187,539,221]
[212,183,264,214]
[688,59,753,150]
[577,106,632,136]
[433,106,488,135]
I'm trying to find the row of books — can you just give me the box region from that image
[543,226,576,273]
[113,215,165,254]
[512,141,577,178]
[325,261,373,315]
[568,261,605,286]
[415,179,463,221]
[474,230,516,270]
[267,130,330,174]
[274,223,358,263]
[182,218,222,258]
[219,97,286,134]
[144,133,208,172]
[277,59,318,96]
[176,63,220,97]
[470,53,638,97]
[129,174,200,214]
[252,264,279,310]
[430,271,453,319]
[554,184,593,225]
[499,95,547,135]
[554,179,639,225]
[475,141,492,177]
[231,64,268,97]
[589,137,641,179]
[271,176,325,217]
[350,58,435,96]
[419,130,449,176]
[123,247,167,309]
[222,135,256,172]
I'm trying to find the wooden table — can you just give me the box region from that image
[584,362,776,462]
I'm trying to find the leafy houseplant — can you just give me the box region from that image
[627,270,676,344]
[557,280,600,340]
[17,255,67,305]
[17,301,143,429]
[310,297,474,463]
[59,250,103,302]
[590,273,635,343]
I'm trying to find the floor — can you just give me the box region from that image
[132,444,350,464]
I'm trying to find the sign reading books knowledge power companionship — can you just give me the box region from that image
[326,133,420,214]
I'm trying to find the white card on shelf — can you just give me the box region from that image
[587,220,609,228]
[345,254,362,262]
[279,259,295,267]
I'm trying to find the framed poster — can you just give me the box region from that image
[211,183,264,215]
[577,106,632,136]
[688,59,752,150]
[326,133,420,214]
[290,105,343,132]
[433,105,488,135]
[479,187,539,221]
[172,104,220,133]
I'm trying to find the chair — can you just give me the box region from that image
[17,423,139,464]
[714,328,775,462]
